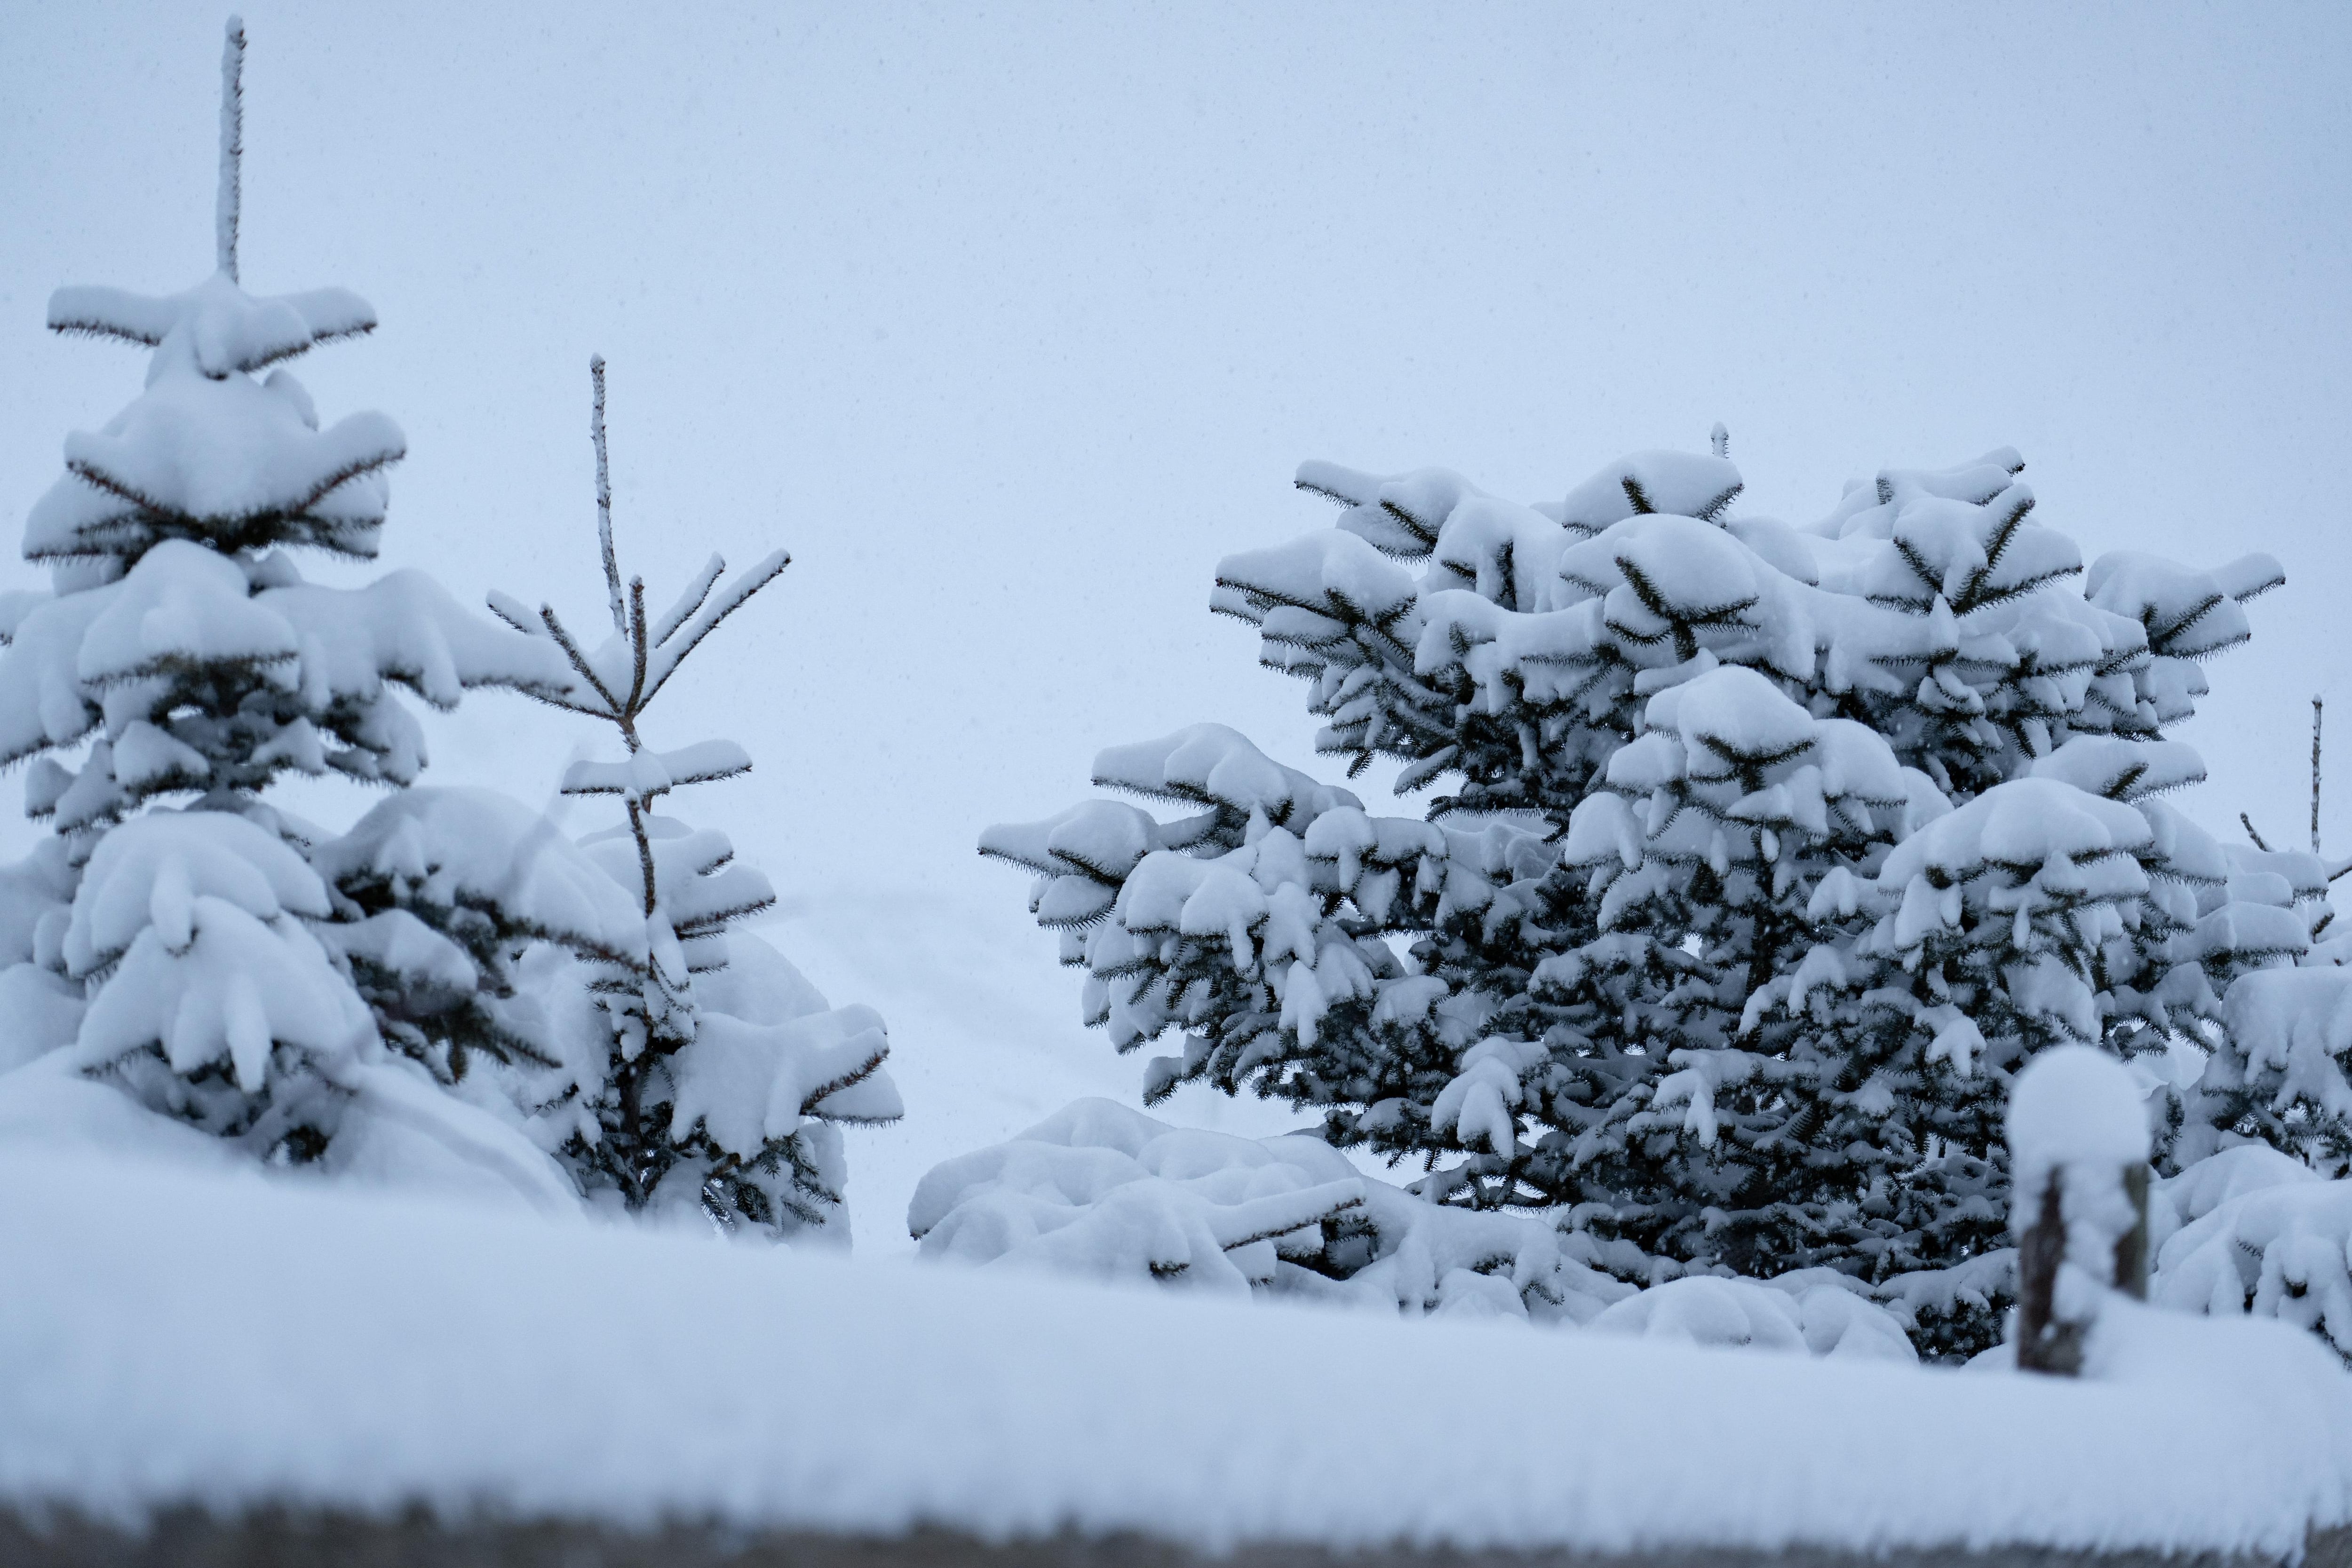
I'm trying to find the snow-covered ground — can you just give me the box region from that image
[5,1145,2348,1560]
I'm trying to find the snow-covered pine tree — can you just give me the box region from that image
[2118,716,2352,1361]
[988,438,2290,1354]
[2180,841,2352,1175]
[0,20,569,1157]
[485,358,901,1238]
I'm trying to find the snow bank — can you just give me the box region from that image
[4,1148,2348,1559]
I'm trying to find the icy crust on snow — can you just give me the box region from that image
[911,1098,1919,1357]
[5,1148,2350,1560]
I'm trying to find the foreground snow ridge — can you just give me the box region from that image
[4,1151,2347,1560]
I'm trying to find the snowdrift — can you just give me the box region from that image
[3,1148,2348,1561]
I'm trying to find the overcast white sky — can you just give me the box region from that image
[6,2,2350,1243]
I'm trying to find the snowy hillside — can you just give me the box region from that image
[5,1146,2348,1560]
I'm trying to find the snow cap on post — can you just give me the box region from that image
[2007,1045,2150,1211]
[2007,1045,2153,1375]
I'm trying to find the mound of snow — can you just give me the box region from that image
[3,1148,2349,1558]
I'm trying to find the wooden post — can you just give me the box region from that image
[2013,1158,2150,1375]
[2008,1046,2153,1377]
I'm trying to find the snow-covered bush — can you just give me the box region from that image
[2188,960,2352,1175]
[0,24,568,1161]
[1584,1273,1919,1362]
[481,359,901,1238]
[911,1098,1915,1359]
[986,439,2291,1355]
[2153,1145,2352,1361]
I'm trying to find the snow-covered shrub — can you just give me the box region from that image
[1585,1273,1918,1362]
[910,1097,1629,1318]
[2153,1145,2352,1362]
[64,811,373,1155]
[482,359,901,1238]
[2188,962,2352,1175]
[0,24,566,1160]
[987,440,2290,1356]
[911,1098,1915,1359]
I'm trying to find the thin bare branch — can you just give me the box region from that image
[625,576,649,723]
[539,603,621,715]
[590,356,626,635]
[652,554,726,647]
[626,799,659,919]
[2314,696,2325,855]
[644,549,789,703]
[485,590,542,636]
[217,17,245,281]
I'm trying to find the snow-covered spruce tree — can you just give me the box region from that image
[0,21,568,1156]
[484,358,901,1237]
[2156,716,2352,1180]
[2122,722,2352,1358]
[987,440,2289,1354]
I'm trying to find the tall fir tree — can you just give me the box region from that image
[0,20,567,1156]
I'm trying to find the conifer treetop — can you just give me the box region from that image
[489,359,789,744]
[218,16,245,283]
[31,18,397,570]
[46,15,375,379]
